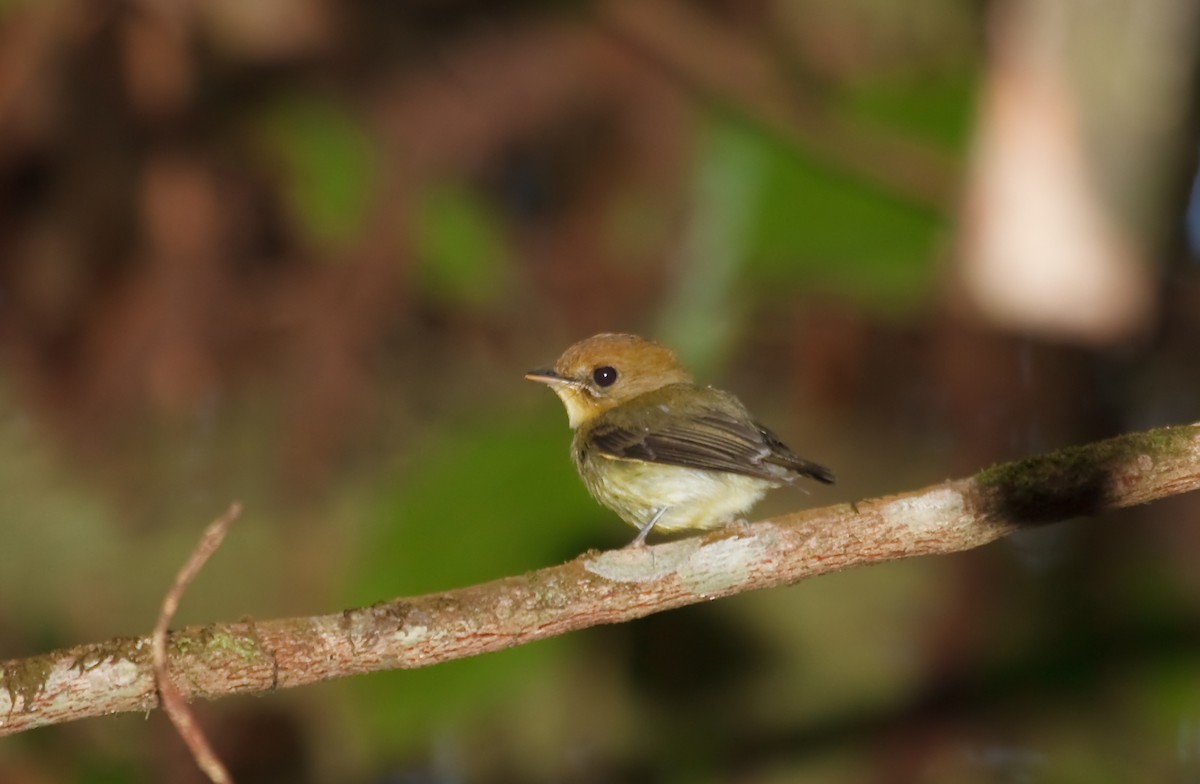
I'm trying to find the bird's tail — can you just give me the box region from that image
[785,457,835,485]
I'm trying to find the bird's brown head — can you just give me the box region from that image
[526,333,693,428]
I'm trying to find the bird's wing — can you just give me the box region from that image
[585,386,834,484]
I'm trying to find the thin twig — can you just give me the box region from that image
[151,502,243,784]
[1,424,1198,735]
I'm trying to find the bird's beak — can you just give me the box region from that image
[525,367,593,428]
[525,368,562,385]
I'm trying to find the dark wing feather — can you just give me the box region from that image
[586,386,834,484]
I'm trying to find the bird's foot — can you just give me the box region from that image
[627,507,667,548]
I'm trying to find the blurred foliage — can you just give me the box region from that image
[842,74,978,149]
[415,183,513,306]
[254,94,376,251]
[0,396,118,639]
[746,121,944,314]
[351,413,592,601]
[659,118,768,370]
[0,0,1197,781]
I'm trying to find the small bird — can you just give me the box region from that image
[526,333,834,545]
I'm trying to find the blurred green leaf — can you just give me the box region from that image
[345,411,600,746]
[351,412,593,599]
[841,73,978,149]
[690,72,976,316]
[415,184,511,306]
[0,0,30,17]
[1145,657,1200,718]
[257,95,375,250]
[744,116,946,314]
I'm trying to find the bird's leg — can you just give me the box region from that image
[630,507,668,547]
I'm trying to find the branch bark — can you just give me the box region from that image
[2,423,1199,736]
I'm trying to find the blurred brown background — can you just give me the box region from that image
[1,0,1199,781]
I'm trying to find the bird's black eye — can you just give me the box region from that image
[592,366,618,387]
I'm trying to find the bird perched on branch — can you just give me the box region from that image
[527,333,834,546]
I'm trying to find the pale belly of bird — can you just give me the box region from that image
[578,454,777,532]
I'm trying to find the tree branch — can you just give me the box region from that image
[2,423,1198,736]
